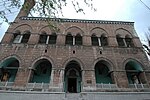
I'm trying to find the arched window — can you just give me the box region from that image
[116,35,125,47]
[125,35,134,47]
[125,61,145,84]
[66,33,73,45]
[49,33,57,44]
[13,31,22,43]
[0,58,19,82]
[21,31,31,43]
[100,34,108,46]
[75,34,82,45]
[38,32,48,44]
[91,34,99,46]
[95,61,112,84]
[30,59,52,83]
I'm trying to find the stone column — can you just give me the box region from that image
[139,71,148,84]
[123,38,127,47]
[50,68,64,92]
[108,36,118,47]
[14,67,30,88]
[110,71,117,84]
[145,71,150,86]
[56,34,65,45]
[82,36,91,46]
[113,71,129,88]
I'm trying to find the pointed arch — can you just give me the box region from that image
[0,56,20,82]
[65,26,84,36]
[13,24,32,44]
[13,24,32,33]
[64,60,82,93]
[124,58,146,84]
[93,57,114,71]
[90,27,108,37]
[30,56,54,69]
[39,26,52,35]
[62,57,85,70]
[30,57,53,83]
[115,28,133,38]
[94,60,113,84]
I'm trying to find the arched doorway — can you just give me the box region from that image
[95,60,112,84]
[0,57,19,82]
[30,59,52,83]
[64,61,82,93]
[125,60,144,84]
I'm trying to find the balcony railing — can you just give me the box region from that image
[128,83,149,89]
[26,82,50,91]
[0,81,14,89]
[0,82,149,92]
[26,83,63,92]
[96,83,118,89]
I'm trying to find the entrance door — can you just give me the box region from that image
[64,61,82,93]
[68,78,77,93]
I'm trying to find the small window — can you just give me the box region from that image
[66,33,73,45]
[100,35,108,46]
[91,34,99,46]
[21,33,30,43]
[49,33,57,44]
[75,34,82,45]
[116,35,125,47]
[13,34,22,43]
[125,37,134,47]
[39,34,47,44]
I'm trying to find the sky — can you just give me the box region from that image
[0,0,150,44]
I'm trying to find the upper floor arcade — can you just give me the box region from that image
[1,18,142,48]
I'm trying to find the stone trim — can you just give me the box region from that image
[20,17,134,25]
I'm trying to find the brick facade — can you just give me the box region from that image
[0,0,150,93]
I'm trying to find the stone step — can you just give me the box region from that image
[65,93,82,100]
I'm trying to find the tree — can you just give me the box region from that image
[143,27,150,56]
[0,0,96,23]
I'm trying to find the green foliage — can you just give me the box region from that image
[0,0,96,23]
[143,27,150,56]
[0,0,21,22]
